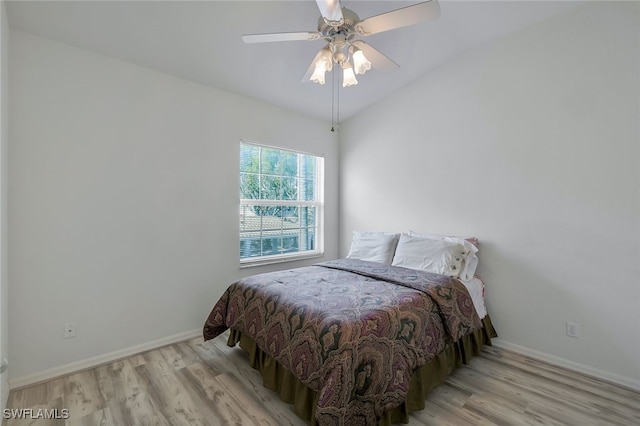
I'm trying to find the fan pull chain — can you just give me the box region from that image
[330,67,335,132]
[336,74,340,131]
[330,66,340,133]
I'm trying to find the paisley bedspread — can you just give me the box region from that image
[203,259,481,425]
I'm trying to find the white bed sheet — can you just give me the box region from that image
[459,276,487,319]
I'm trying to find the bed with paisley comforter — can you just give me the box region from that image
[203,258,496,425]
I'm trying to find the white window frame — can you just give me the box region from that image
[239,140,324,267]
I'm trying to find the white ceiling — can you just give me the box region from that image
[6,0,580,122]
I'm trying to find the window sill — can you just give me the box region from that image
[240,251,325,268]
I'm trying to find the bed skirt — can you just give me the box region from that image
[227,315,497,425]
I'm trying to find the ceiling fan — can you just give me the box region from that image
[242,0,440,87]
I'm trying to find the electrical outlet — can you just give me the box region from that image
[64,323,76,339]
[566,321,580,338]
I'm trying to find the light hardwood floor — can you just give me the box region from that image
[4,331,639,426]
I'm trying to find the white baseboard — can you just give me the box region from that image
[10,332,639,393]
[491,338,640,392]
[9,328,202,390]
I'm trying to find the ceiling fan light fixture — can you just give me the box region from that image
[342,62,358,87]
[244,0,441,90]
[351,47,371,75]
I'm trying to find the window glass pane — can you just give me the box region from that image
[240,144,260,173]
[281,177,297,201]
[260,175,281,200]
[240,205,261,232]
[260,147,281,175]
[240,232,262,258]
[282,151,298,177]
[301,206,316,225]
[301,155,316,177]
[282,207,299,230]
[260,236,281,256]
[301,178,315,201]
[299,227,315,251]
[259,210,283,230]
[240,172,260,199]
[282,234,299,253]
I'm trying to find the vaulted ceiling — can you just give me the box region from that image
[6,1,579,122]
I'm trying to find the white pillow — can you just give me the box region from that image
[408,231,479,280]
[392,233,466,277]
[346,232,400,265]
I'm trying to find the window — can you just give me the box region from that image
[239,141,324,265]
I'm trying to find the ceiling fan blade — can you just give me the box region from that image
[301,45,331,83]
[351,40,399,72]
[316,0,344,25]
[242,32,320,44]
[355,0,440,36]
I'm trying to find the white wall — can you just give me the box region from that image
[340,2,639,387]
[0,0,9,410]
[8,31,339,382]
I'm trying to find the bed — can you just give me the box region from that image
[203,232,497,425]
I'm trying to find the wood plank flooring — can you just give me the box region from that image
[4,331,639,426]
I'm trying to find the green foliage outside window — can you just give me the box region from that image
[240,145,316,217]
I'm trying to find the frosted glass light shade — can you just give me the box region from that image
[352,49,371,75]
[309,48,333,85]
[342,64,358,87]
[310,63,327,84]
